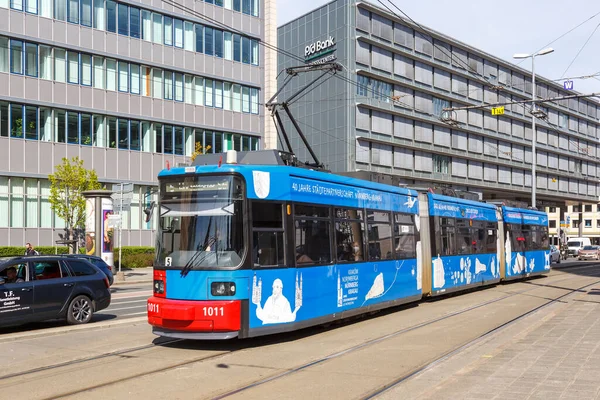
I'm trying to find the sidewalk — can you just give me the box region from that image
[379,268,600,400]
[112,267,153,285]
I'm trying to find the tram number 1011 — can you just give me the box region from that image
[203,306,225,317]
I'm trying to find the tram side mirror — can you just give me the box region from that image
[143,201,156,223]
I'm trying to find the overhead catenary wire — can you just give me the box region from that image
[559,22,600,79]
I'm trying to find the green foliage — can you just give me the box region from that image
[116,253,155,269]
[113,247,155,257]
[0,247,69,257]
[49,157,102,250]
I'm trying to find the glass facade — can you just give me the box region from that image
[0,35,260,114]
[5,0,260,65]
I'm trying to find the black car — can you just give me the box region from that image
[60,254,114,286]
[0,256,111,328]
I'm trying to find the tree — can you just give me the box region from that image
[190,142,212,162]
[49,157,102,254]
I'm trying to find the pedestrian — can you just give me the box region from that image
[25,243,39,256]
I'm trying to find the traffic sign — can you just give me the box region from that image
[491,106,505,116]
[111,192,134,200]
[114,204,131,213]
[112,183,134,193]
[564,80,574,90]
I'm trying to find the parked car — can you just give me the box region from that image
[549,245,561,264]
[60,254,114,286]
[578,245,600,261]
[0,256,111,328]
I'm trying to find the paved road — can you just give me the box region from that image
[97,283,152,320]
[0,283,151,336]
[2,264,599,400]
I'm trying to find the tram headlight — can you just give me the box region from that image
[211,282,236,296]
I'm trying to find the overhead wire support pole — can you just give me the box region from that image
[273,111,294,154]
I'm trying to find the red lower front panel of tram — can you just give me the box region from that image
[147,297,241,332]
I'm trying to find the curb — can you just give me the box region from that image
[2,316,148,342]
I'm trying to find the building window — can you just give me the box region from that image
[25,43,38,77]
[163,16,173,46]
[11,0,23,11]
[433,154,450,174]
[214,29,223,58]
[67,111,79,144]
[24,106,37,140]
[549,207,556,213]
[174,19,183,48]
[597,220,600,229]
[195,24,203,53]
[129,6,140,38]
[204,27,213,55]
[106,0,116,32]
[0,37,9,73]
[10,40,23,74]
[585,219,592,228]
[558,112,568,129]
[81,113,92,145]
[549,220,556,228]
[433,97,449,117]
[10,104,23,138]
[585,205,592,212]
[67,51,79,84]
[81,54,92,86]
[93,0,105,30]
[573,205,580,212]
[573,220,580,228]
[81,0,92,26]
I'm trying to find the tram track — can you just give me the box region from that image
[4,265,596,400]
[210,267,600,400]
[359,276,600,399]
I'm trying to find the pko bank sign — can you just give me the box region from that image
[305,37,336,62]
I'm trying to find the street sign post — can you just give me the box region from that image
[112,182,135,275]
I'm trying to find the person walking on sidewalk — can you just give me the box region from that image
[25,243,39,256]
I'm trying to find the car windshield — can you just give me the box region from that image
[155,175,245,269]
[568,241,582,247]
[583,246,595,250]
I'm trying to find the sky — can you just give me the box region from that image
[277,0,600,95]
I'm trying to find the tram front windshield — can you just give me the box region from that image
[156,175,245,269]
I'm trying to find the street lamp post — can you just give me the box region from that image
[513,48,554,210]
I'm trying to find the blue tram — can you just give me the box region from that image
[146,150,550,339]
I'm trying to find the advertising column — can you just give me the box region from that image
[83,190,114,267]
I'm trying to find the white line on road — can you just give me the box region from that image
[111,292,152,300]
[110,299,148,305]
[122,312,148,316]
[106,305,147,312]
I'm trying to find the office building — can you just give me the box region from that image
[0,0,268,246]
[277,0,600,210]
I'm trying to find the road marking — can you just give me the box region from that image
[110,299,148,305]
[122,311,148,316]
[111,290,152,297]
[111,292,152,300]
[106,305,147,312]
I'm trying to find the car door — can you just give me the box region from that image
[31,260,75,318]
[0,262,34,326]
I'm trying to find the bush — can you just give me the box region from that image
[116,253,154,269]
[0,246,69,257]
[113,247,155,258]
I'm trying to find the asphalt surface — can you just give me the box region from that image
[0,283,152,336]
[3,262,598,400]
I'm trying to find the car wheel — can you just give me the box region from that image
[67,295,93,325]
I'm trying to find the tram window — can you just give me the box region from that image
[485,223,498,253]
[394,223,415,259]
[457,226,472,255]
[441,226,456,255]
[540,226,549,249]
[394,213,413,225]
[294,219,331,265]
[295,204,330,218]
[253,231,284,267]
[508,224,525,252]
[252,202,284,267]
[252,202,283,228]
[526,225,539,250]
[335,220,365,262]
[367,210,393,260]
